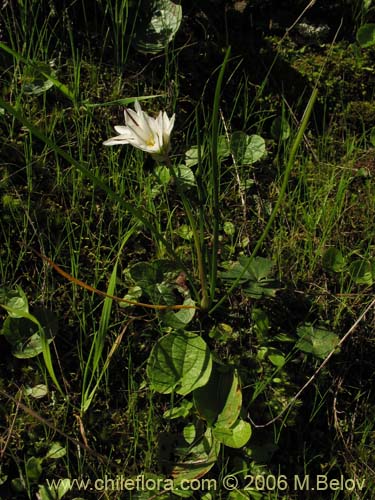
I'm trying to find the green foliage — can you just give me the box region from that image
[296,324,340,359]
[194,365,242,427]
[194,365,251,448]
[356,23,375,47]
[171,428,220,485]
[186,132,266,169]
[230,132,266,165]
[0,287,61,391]
[322,248,375,286]
[147,331,212,395]
[349,259,375,285]
[21,61,56,96]
[221,257,280,298]
[12,442,67,499]
[133,0,182,54]
[322,247,346,273]
[271,116,291,141]
[126,259,195,315]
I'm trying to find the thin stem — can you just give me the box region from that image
[194,106,206,257]
[165,157,209,310]
[210,46,231,303]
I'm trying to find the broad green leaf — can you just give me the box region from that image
[217,134,231,160]
[176,165,196,190]
[45,442,67,460]
[161,298,196,329]
[129,260,188,306]
[133,0,182,54]
[230,132,266,165]
[2,318,51,358]
[357,23,375,48]
[1,307,57,359]
[364,0,372,10]
[213,418,252,448]
[0,295,61,392]
[228,491,251,500]
[147,331,212,395]
[57,479,71,499]
[256,346,268,361]
[172,428,220,484]
[129,261,163,289]
[154,165,171,185]
[22,62,55,95]
[252,308,270,341]
[322,248,346,272]
[11,478,26,493]
[175,224,194,240]
[221,257,279,298]
[271,116,291,141]
[230,131,247,163]
[129,261,173,304]
[183,423,196,444]
[26,456,42,482]
[349,259,373,285]
[163,400,193,419]
[185,146,199,167]
[238,256,273,281]
[194,365,242,427]
[296,324,340,359]
[24,384,48,399]
[0,287,29,318]
[119,286,142,308]
[14,331,52,359]
[267,348,286,368]
[209,322,234,342]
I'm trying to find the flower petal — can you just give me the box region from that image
[134,100,142,114]
[103,134,135,146]
[103,101,175,158]
[114,125,132,135]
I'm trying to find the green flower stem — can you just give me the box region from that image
[194,107,206,261]
[209,87,318,315]
[165,157,209,311]
[210,46,231,303]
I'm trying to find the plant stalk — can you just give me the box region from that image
[210,46,231,303]
[165,157,209,310]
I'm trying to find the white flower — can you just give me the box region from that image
[103,100,175,161]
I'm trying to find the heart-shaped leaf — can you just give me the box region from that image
[194,365,242,427]
[213,419,252,448]
[296,324,339,359]
[147,331,212,395]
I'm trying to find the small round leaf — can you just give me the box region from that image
[357,23,375,48]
